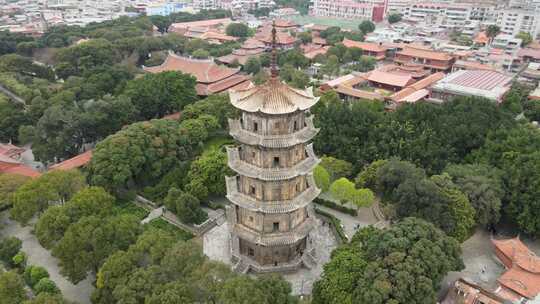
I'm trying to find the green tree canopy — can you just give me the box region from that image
[358,21,375,34]
[0,237,22,267]
[330,177,356,204]
[314,165,331,192]
[123,71,197,120]
[225,23,250,38]
[165,188,207,224]
[10,170,87,224]
[52,214,141,283]
[185,149,231,201]
[244,56,261,75]
[320,156,353,181]
[388,13,402,24]
[35,186,115,249]
[0,271,26,304]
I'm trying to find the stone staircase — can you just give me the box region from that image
[302,251,317,269]
[233,259,249,274]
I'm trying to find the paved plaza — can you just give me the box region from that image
[203,215,339,295]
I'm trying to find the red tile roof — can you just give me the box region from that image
[162,112,181,120]
[368,70,414,88]
[312,37,327,45]
[390,72,444,102]
[202,74,250,95]
[50,150,93,171]
[492,237,540,300]
[143,53,241,84]
[397,46,453,61]
[518,48,540,60]
[304,46,330,59]
[0,143,25,159]
[1,164,41,178]
[169,18,232,31]
[342,38,387,53]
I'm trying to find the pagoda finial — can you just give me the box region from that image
[270,19,279,78]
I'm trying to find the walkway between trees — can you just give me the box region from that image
[0,84,26,105]
[0,213,94,304]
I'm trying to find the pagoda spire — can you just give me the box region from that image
[270,20,279,78]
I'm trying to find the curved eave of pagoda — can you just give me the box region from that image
[225,175,321,214]
[228,116,319,149]
[227,144,320,181]
[229,82,320,115]
[232,216,314,246]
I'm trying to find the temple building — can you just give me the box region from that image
[143,52,251,96]
[225,23,320,273]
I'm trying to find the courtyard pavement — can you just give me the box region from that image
[0,212,94,304]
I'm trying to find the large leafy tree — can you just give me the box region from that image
[0,173,29,209]
[358,21,375,34]
[164,188,207,224]
[314,219,463,304]
[320,156,353,181]
[92,229,295,304]
[185,149,231,201]
[52,214,141,283]
[225,23,250,38]
[89,117,217,192]
[123,71,197,120]
[181,94,238,129]
[10,170,87,224]
[55,39,119,79]
[444,164,504,227]
[35,187,115,248]
[0,271,26,304]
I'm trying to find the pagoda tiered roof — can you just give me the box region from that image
[225,175,320,214]
[229,79,319,115]
[227,144,320,181]
[228,116,318,148]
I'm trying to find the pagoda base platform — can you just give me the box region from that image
[203,214,338,295]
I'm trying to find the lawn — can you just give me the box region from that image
[290,15,367,30]
[202,135,234,155]
[147,218,194,241]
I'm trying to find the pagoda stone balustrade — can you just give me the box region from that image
[226,144,319,181]
[225,175,320,214]
[228,116,318,148]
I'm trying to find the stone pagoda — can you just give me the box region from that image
[225,22,321,273]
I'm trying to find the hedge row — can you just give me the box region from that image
[314,207,348,243]
[313,197,358,216]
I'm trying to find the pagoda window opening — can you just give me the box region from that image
[250,185,256,195]
[249,216,254,222]
[273,157,280,167]
[248,248,255,256]
[293,120,298,131]
[273,222,280,232]
[253,121,258,132]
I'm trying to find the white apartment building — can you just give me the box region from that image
[193,0,219,10]
[310,0,378,20]
[496,8,540,38]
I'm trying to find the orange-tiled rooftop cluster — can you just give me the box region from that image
[492,237,540,302]
[342,38,388,60]
[217,38,266,66]
[143,52,251,96]
[321,64,444,106]
[394,46,455,72]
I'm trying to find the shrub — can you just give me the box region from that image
[0,237,22,266]
[34,278,60,295]
[24,265,49,287]
[11,251,26,269]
